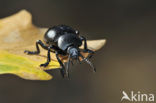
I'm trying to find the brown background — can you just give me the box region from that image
[0,0,156,103]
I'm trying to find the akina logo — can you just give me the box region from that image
[121,91,154,102]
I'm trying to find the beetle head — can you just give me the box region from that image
[67,47,79,59]
[65,46,96,77]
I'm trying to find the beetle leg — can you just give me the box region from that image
[55,51,66,78]
[79,36,95,54]
[39,45,62,68]
[24,40,48,55]
[40,47,51,67]
[79,53,96,72]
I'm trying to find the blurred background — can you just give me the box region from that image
[0,0,156,103]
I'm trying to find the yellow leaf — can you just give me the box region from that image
[0,51,54,80]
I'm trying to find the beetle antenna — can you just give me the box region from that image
[66,54,71,78]
[79,53,96,72]
[84,58,96,72]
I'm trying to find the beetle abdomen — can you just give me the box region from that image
[58,33,82,50]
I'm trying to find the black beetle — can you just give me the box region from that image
[24,25,95,78]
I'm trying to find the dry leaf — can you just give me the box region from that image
[0,51,53,80]
[0,10,106,80]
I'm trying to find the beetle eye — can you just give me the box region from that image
[75,30,79,35]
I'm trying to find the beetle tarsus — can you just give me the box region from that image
[24,50,39,55]
[40,62,49,67]
[83,49,95,54]
[24,40,48,55]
